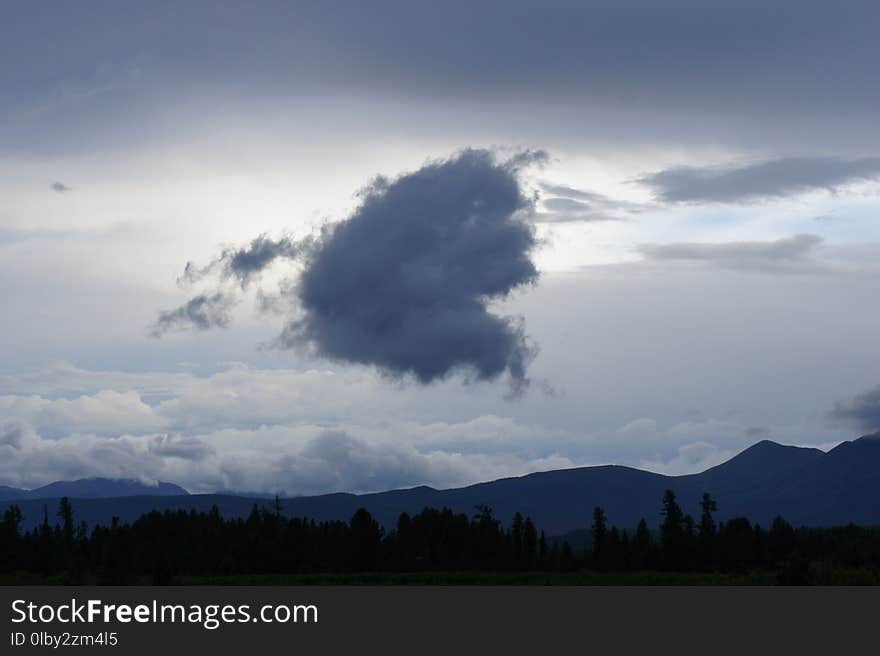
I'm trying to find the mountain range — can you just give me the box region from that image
[0,478,188,501]
[3,436,879,534]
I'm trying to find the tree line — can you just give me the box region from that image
[1,490,879,584]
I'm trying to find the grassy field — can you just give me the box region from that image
[5,567,879,586]
[171,570,780,585]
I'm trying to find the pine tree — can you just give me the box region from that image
[768,515,796,563]
[660,490,686,569]
[698,492,718,569]
[523,517,538,569]
[634,518,651,551]
[511,512,524,564]
[349,508,382,571]
[591,506,608,567]
[699,493,717,539]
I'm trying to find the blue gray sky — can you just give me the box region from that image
[2,1,880,493]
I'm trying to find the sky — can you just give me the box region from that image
[3,1,880,494]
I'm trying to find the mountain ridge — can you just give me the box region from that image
[4,438,879,533]
[0,477,188,500]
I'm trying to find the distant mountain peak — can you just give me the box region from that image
[827,433,880,459]
[3,437,880,533]
[743,439,800,452]
[736,439,824,458]
[686,439,825,493]
[0,478,189,500]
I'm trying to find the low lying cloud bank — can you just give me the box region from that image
[0,363,579,493]
[0,361,846,495]
[0,419,576,496]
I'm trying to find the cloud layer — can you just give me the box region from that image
[536,183,649,223]
[638,234,825,273]
[639,157,880,204]
[0,359,838,495]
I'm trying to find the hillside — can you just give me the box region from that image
[4,438,879,533]
[0,478,188,501]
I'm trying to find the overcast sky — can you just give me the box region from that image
[3,1,880,493]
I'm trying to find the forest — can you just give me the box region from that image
[1,490,879,585]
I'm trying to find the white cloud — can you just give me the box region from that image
[0,390,167,437]
[0,364,582,492]
[0,419,577,495]
[639,442,736,476]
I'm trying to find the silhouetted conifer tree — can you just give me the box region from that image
[523,517,538,568]
[511,512,524,564]
[591,506,608,568]
[349,508,382,571]
[661,490,687,569]
[768,515,796,563]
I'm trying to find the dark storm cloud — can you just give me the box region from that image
[179,234,311,289]
[639,157,880,204]
[281,149,541,391]
[50,182,71,193]
[638,234,824,273]
[151,292,236,337]
[831,386,880,433]
[161,149,542,391]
